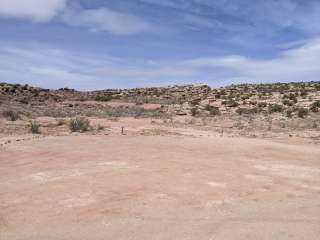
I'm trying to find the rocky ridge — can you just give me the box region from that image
[1,81,320,118]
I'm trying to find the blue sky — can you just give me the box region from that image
[1,0,320,90]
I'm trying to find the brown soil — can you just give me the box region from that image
[1,122,319,239]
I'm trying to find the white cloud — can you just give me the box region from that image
[1,38,320,90]
[92,65,194,79]
[0,46,100,89]
[139,0,182,8]
[183,38,320,84]
[61,8,152,35]
[0,46,197,90]
[0,1,153,35]
[0,0,67,22]
[183,14,221,29]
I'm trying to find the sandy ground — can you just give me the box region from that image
[1,123,320,239]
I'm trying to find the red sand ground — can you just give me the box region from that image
[1,128,320,239]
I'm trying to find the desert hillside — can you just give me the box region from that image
[1,81,320,141]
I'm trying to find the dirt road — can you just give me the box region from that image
[1,134,320,239]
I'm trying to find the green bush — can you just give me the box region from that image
[190,107,198,116]
[205,105,221,116]
[289,93,298,103]
[222,100,239,107]
[69,117,90,132]
[94,95,113,102]
[286,109,293,118]
[310,100,320,112]
[241,95,250,100]
[300,90,308,97]
[2,110,19,121]
[190,99,201,106]
[236,107,258,115]
[282,100,294,106]
[268,104,284,113]
[257,102,267,108]
[30,121,41,134]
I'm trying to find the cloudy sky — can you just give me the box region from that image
[0,0,320,90]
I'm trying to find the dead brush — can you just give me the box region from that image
[56,119,65,126]
[69,117,90,132]
[97,124,105,131]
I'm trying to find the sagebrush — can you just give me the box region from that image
[69,117,90,132]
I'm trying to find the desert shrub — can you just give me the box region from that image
[236,108,245,115]
[241,95,250,100]
[300,90,308,97]
[286,109,294,118]
[310,105,318,113]
[268,104,284,113]
[2,110,19,121]
[95,95,113,102]
[210,107,221,116]
[190,107,198,116]
[190,99,201,106]
[283,93,298,102]
[257,102,267,108]
[97,124,105,131]
[56,119,65,126]
[204,104,211,111]
[219,90,226,96]
[289,93,298,103]
[312,120,318,129]
[42,109,70,118]
[296,108,309,118]
[282,100,294,106]
[236,107,258,115]
[58,87,75,92]
[19,98,29,104]
[135,101,144,106]
[30,121,40,134]
[310,100,320,112]
[222,100,239,107]
[69,117,90,132]
[204,105,221,116]
[104,106,168,118]
[22,84,29,90]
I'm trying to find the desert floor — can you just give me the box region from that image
[0,118,320,240]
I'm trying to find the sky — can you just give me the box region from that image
[0,0,320,90]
